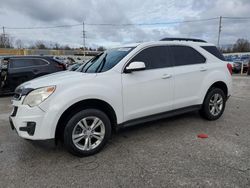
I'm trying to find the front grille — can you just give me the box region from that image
[11,106,18,117]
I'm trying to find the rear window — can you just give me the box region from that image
[201,46,225,61]
[10,58,48,68]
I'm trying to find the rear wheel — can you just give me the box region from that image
[200,88,226,120]
[64,109,111,157]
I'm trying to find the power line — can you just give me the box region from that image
[4,16,250,30]
[2,16,250,48]
[86,17,219,26]
[222,16,250,19]
[3,17,220,30]
[216,16,250,47]
[5,24,82,30]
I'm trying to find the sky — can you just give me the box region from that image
[0,0,250,48]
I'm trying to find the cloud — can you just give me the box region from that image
[0,0,249,47]
[176,0,250,44]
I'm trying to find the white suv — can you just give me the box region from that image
[9,38,232,156]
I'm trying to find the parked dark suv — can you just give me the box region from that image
[0,56,66,94]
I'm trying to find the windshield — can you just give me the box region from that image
[68,64,81,71]
[77,47,134,73]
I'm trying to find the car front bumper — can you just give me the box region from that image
[9,97,56,140]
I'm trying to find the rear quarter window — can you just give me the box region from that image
[201,46,225,61]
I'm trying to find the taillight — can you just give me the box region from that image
[227,63,233,75]
[56,64,66,70]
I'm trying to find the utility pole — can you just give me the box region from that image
[82,21,86,56]
[2,26,6,48]
[217,16,222,47]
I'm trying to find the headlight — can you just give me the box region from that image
[23,86,56,107]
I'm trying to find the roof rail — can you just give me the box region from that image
[160,37,207,43]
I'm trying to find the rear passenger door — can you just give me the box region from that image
[122,46,174,121]
[170,46,208,109]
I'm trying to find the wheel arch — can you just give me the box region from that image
[203,81,228,103]
[55,98,117,141]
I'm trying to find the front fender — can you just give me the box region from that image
[38,77,122,138]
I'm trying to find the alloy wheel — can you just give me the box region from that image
[209,93,223,116]
[72,116,105,151]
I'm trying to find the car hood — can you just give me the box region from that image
[19,71,96,89]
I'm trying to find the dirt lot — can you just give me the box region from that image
[0,76,250,188]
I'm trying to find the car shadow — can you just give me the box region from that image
[22,111,202,157]
[115,111,200,135]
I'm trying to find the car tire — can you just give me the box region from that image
[64,109,112,157]
[200,88,226,121]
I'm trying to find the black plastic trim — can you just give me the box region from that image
[118,105,202,129]
[19,122,36,136]
[160,38,207,43]
[9,117,15,130]
[10,106,18,117]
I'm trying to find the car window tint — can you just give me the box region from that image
[84,48,134,73]
[10,58,47,68]
[169,46,206,66]
[130,46,172,69]
[201,46,225,61]
[35,59,49,65]
[101,50,132,72]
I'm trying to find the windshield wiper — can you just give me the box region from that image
[83,52,105,73]
[89,52,104,63]
[96,54,107,73]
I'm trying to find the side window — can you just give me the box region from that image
[10,59,34,68]
[129,46,172,69]
[10,58,48,68]
[169,46,206,66]
[201,46,225,61]
[35,59,49,66]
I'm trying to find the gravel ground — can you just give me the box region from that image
[0,76,250,188]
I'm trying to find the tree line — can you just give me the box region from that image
[0,33,249,53]
[0,34,105,51]
[221,38,250,53]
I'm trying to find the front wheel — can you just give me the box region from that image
[200,88,226,120]
[64,109,111,157]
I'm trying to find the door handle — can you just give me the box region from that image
[200,67,207,72]
[161,74,172,79]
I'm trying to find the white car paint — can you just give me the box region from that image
[9,40,232,140]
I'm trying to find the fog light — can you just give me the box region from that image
[19,122,36,136]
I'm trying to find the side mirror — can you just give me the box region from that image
[125,61,146,73]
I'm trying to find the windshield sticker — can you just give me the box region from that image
[117,48,131,52]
